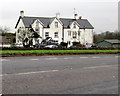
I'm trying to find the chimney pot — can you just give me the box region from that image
[20,10,24,17]
[56,13,60,19]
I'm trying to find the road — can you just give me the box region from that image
[1,54,119,94]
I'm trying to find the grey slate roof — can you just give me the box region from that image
[15,16,94,29]
[104,39,120,44]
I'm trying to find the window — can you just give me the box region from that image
[54,40,58,43]
[68,41,71,45]
[73,23,76,28]
[73,31,77,38]
[68,31,71,36]
[35,28,39,32]
[78,31,81,36]
[55,22,58,28]
[36,21,39,27]
[45,32,49,37]
[54,32,58,38]
[35,21,39,32]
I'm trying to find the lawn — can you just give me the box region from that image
[0,50,119,55]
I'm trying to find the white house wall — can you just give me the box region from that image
[49,18,63,44]
[84,29,93,44]
[15,18,25,45]
[31,20,43,38]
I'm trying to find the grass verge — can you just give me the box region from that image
[0,50,119,56]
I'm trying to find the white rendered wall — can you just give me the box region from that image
[49,18,63,44]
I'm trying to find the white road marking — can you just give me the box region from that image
[64,58,69,59]
[46,58,58,60]
[1,70,59,76]
[92,57,100,58]
[115,56,119,58]
[80,57,88,58]
[29,59,39,61]
[0,59,9,61]
[84,65,117,69]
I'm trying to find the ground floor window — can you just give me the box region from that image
[54,40,58,43]
[67,41,71,45]
[45,32,49,37]
[78,31,81,36]
[54,32,58,38]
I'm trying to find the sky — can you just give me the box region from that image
[0,0,119,34]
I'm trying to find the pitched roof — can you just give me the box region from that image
[15,16,94,29]
[104,39,120,44]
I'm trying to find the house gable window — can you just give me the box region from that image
[54,32,58,38]
[55,22,58,28]
[35,21,39,32]
[73,23,76,28]
[73,31,77,38]
[45,32,49,37]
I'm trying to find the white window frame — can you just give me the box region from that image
[54,32,58,38]
[73,31,77,38]
[35,21,39,32]
[55,22,58,28]
[73,23,76,28]
[45,32,49,37]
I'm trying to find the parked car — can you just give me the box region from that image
[44,45,58,48]
[35,43,47,48]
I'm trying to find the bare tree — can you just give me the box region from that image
[0,26,10,35]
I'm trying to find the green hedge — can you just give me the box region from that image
[1,50,119,55]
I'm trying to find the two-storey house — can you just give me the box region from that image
[15,11,94,47]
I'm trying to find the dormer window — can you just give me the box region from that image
[55,22,58,28]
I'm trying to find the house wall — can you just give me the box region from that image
[31,20,43,44]
[84,29,93,44]
[64,22,93,47]
[15,18,25,45]
[49,18,63,44]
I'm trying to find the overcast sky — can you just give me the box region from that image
[0,0,119,34]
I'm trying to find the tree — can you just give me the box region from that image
[0,26,10,35]
[93,31,120,43]
[17,28,40,47]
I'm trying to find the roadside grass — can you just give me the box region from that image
[0,50,119,55]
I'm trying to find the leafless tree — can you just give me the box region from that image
[0,26,10,34]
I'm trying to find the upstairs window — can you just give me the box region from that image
[55,22,58,28]
[54,32,58,38]
[36,21,39,27]
[45,32,49,37]
[73,23,76,28]
[73,31,77,38]
[35,21,39,32]
[35,28,39,32]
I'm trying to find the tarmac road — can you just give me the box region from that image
[1,54,119,94]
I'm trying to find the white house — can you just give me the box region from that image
[15,11,94,47]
